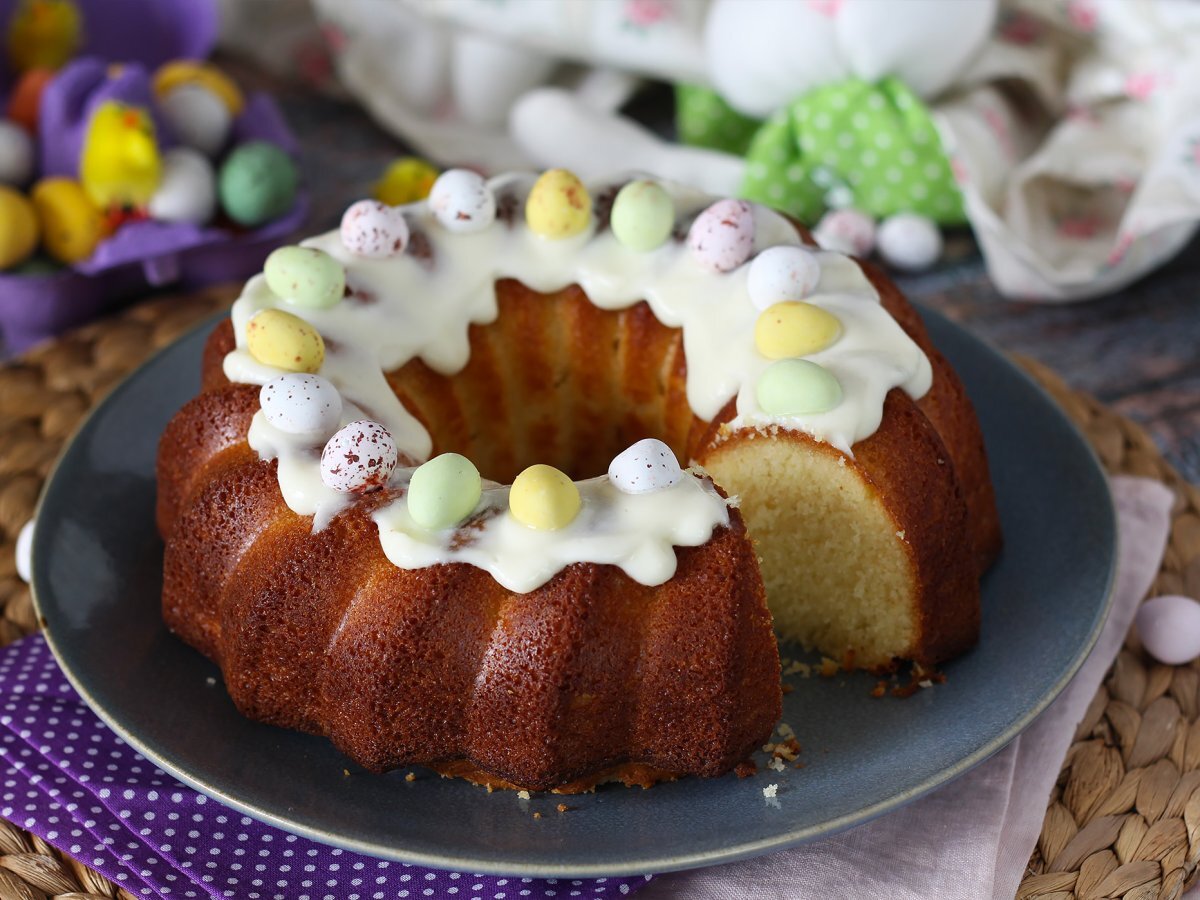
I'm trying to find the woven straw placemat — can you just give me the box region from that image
[0,291,1196,900]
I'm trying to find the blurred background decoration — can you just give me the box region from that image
[217,0,1199,303]
[0,0,304,352]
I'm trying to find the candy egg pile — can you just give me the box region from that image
[0,56,300,275]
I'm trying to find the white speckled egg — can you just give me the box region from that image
[320,420,398,494]
[746,245,822,310]
[15,519,33,583]
[608,439,683,494]
[688,199,755,273]
[428,168,495,233]
[159,83,232,158]
[0,121,34,187]
[340,199,409,258]
[877,212,943,272]
[148,147,216,225]
[813,208,876,258]
[259,374,342,437]
[1137,595,1200,665]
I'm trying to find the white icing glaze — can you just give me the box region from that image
[374,472,729,593]
[225,172,932,592]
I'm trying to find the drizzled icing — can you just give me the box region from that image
[224,173,932,592]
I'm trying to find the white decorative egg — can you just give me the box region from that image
[428,168,496,233]
[608,439,684,494]
[148,147,217,225]
[15,519,33,583]
[1137,595,1200,666]
[320,420,398,494]
[259,374,342,436]
[159,83,232,158]
[0,121,34,187]
[688,199,755,273]
[340,199,409,258]
[746,245,822,311]
[813,208,876,258]
[877,212,943,272]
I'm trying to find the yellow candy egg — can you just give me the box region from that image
[754,302,841,360]
[30,177,104,263]
[509,464,581,531]
[525,169,592,240]
[246,309,326,373]
[373,157,438,206]
[0,186,39,269]
[153,60,245,114]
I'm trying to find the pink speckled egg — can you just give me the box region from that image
[260,374,342,436]
[1137,595,1200,665]
[340,199,410,258]
[813,208,876,258]
[688,199,755,273]
[320,420,398,494]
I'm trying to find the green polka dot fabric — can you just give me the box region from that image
[677,78,965,225]
[674,83,762,156]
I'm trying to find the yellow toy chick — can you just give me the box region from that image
[5,0,82,72]
[79,101,162,211]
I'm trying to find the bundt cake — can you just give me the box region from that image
[156,169,1000,792]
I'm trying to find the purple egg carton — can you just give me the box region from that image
[0,0,307,353]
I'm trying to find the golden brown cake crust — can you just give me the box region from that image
[159,234,999,787]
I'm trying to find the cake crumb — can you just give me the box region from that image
[726,494,742,509]
[819,657,840,678]
[896,530,907,540]
[533,811,543,819]
[556,803,571,813]
[841,648,856,671]
[777,723,795,740]
[767,757,786,773]
[781,684,793,695]
[793,762,806,770]
[763,784,778,798]
[735,760,758,778]
[871,681,888,698]
[782,660,811,678]
[486,784,494,793]
[517,790,531,800]
[205,676,216,686]
[919,679,934,689]
[405,772,416,782]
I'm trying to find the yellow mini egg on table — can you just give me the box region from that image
[754,302,841,360]
[79,101,162,210]
[509,464,581,531]
[0,185,39,269]
[30,177,104,263]
[246,309,326,374]
[373,157,439,206]
[525,169,592,240]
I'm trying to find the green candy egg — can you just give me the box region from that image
[756,359,843,416]
[407,453,483,530]
[218,141,298,227]
[264,245,345,309]
[610,180,674,252]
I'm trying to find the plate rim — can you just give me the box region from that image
[28,305,1118,878]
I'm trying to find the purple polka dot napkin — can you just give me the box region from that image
[0,635,650,900]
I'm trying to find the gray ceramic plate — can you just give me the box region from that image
[31,306,1116,878]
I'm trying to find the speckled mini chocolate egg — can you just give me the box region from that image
[525,169,591,240]
[813,208,876,258]
[428,169,496,234]
[756,358,843,416]
[877,212,942,272]
[608,439,684,494]
[148,147,216,225]
[340,199,409,258]
[0,186,38,269]
[407,453,483,530]
[159,83,232,158]
[1136,595,1200,665]
[320,420,398,494]
[509,464,581,530]
[245,308,325,373]
[747,245,821,310]
[688,199,755,273]
[259,374,342,436]
[0,121,34,187]
[218,141,298,227]
[264,246,345,310]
